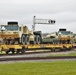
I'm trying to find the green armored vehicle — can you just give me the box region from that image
[42,32,59,44]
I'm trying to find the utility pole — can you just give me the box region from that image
[33,16,36,32]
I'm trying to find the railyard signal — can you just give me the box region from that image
[33,16,56,31]
[48,20,55,24]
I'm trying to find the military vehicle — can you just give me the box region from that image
[58,29,74,43]
[41,29,74,44]
[0,22,42,45]
[42,32,59,44]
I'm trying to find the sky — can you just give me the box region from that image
[0,0,76,33]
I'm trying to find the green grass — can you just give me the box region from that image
[0,61,76,75]
[50,52,76,56]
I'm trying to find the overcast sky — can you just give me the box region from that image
[0,0,76,33]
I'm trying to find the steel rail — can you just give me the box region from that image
[0,56,76,62]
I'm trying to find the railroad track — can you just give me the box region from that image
[0,49,76,62]
[0,49,75,57]
[0,56,76,62]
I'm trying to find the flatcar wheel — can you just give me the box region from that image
[21,46,25,54]
[12,49,15,54]
[6,51,9,54]
[16,49,21,54]
[51,49,55,52]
